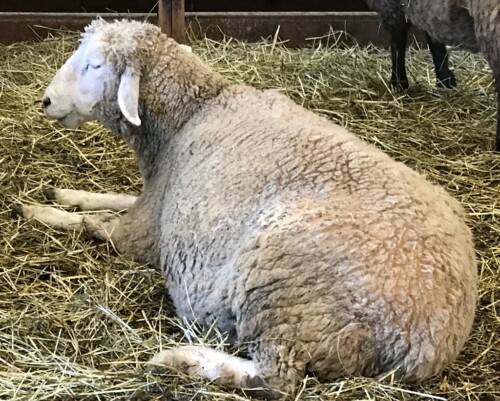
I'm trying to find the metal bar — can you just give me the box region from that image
[187,11,377,17]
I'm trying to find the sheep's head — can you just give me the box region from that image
[42,19,191,129]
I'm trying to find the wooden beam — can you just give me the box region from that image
[158,0,172,36]
[172,0,186,43]
[0,12,426,47]
[158,0,185,43]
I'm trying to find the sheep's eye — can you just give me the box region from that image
[85,64,101,71]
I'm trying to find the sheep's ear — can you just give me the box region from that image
[118,67,141,126]
[179,44,192,53]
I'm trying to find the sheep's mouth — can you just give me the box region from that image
[56,114,82,129]
[57,115,70,125]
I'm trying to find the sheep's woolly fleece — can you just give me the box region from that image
[0,31,499,401]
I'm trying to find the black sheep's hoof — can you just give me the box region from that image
[10,203,25,219]
[43,188,57,202]
[390,78,409,90]
[436,72,457,89]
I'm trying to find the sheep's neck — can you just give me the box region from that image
[140,54,228,128]
[131,52,229,184]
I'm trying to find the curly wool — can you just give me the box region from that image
[82,20,477,394]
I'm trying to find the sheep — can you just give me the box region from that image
[365,0,500,152]
[12,19,478,398]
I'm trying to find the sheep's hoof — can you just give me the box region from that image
[244,376,282,400]
[436,75,457,89]
[43,188,57,202]
[390,78,409,90]
[144,361,168,375]
[10,203,25,219]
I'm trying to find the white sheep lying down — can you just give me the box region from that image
[14,19,477,398]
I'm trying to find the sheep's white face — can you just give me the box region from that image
[42,38,120,129]
[43,21,193,130]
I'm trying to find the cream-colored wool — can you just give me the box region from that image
[17,19,478,398]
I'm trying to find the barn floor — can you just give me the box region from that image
[0,32,498,401]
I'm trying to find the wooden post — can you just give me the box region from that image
[158,0,185,43]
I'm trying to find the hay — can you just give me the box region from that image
[0,30,499,401]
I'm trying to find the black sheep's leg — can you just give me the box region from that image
[425,32,457,89]
[495,73,500,152]
[388,22,410,89]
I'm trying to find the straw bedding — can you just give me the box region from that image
[0,31,498,401]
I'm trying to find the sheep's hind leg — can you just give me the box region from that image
[11,203,119,242]
[494,72,500,153]
[147,346,280,399]
[425,32,456,89]
[43,188,137,212]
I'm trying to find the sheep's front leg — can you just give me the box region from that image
[12,200,157,265]
[44,188,137,211]
[147,346,280,399]
[11,204,119,241]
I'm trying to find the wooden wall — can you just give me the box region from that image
[0,1,369,12]
[0,1,424,46]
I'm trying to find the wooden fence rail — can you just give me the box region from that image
[0,11,426,46]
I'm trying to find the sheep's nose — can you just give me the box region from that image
[42,97,51,107]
